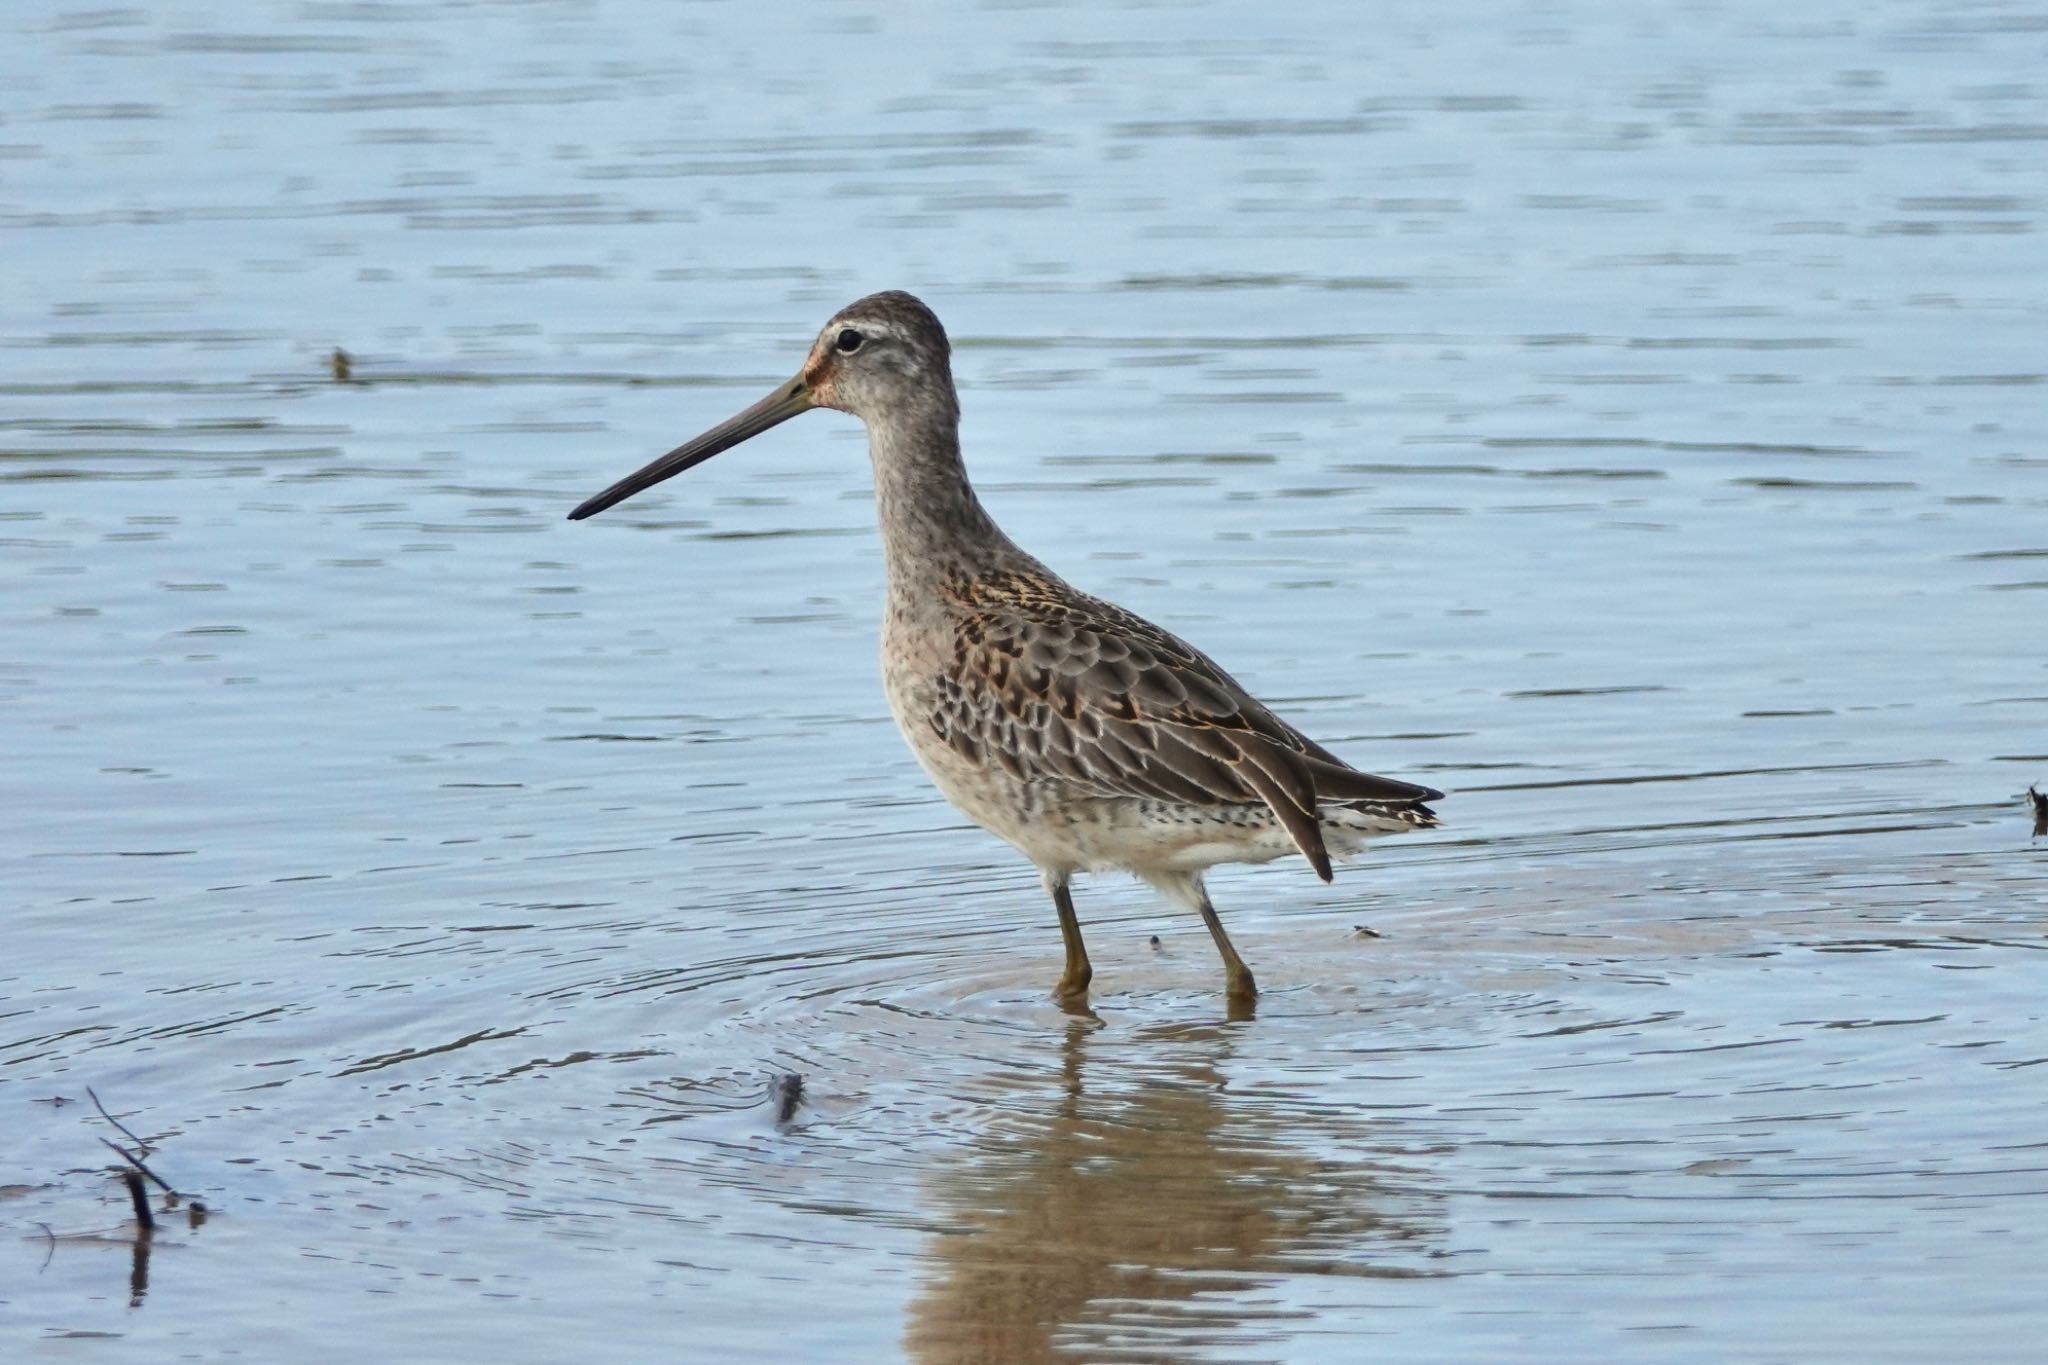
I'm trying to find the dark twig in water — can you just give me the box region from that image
[2030,785,2047,839]
[90,1087,207,1219]
[100,1137,178,1198]
[85,1086,151,1158]
[119,1169,155,1234]
[771,1073,804,1126]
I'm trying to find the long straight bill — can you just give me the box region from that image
[568,379,814,520]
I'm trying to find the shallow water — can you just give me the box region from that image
[5,0,2047,1360]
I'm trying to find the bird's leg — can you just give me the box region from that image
[1193,884,1258,1002]
[1044,869,1092,1000]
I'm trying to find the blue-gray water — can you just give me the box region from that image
[5,1,2046,1360]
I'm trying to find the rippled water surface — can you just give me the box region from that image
[6,0,2047,1360]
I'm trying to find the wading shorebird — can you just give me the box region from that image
[569,291,1441,1005]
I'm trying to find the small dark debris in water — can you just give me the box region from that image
[1148,934,1161,949]
[89,1086,201,1218]
[770,1072,804,1125]
[2030,785,2047,838]
[329,347,354,383]
[1353,924,1383,939]
[65,1087,206,1307]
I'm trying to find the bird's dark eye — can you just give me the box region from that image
[834,328,865,354]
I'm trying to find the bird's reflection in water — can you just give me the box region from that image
[905,1013,1444,1362]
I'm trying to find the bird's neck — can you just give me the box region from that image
[866,408,1016,590]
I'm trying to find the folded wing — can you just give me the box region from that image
[931,586,1441,882]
